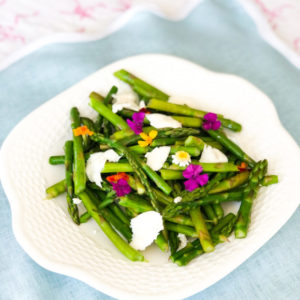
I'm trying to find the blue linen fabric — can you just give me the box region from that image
[0,0,299,299]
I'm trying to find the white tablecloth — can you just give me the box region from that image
[0,0,299,69]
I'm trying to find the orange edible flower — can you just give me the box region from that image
[138,130,158,147]
[238,162,248,172]
[106,172,129,183]
[73,125,94,136]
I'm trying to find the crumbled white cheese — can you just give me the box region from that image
[112,92,140,113]
[139,100,146,109]
[145,146,170,171]
[86,150,121,187]
[178,233,188,250]
[173,196,182,203]
[72,198,81,204]
[130,211,164,251]
[146,113,182,129]
[199,145,228,163]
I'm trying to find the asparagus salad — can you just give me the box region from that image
[46,69,278,265]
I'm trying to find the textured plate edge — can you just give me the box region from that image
[0,53,299,300]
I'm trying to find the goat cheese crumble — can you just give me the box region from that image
[130,211,163,251]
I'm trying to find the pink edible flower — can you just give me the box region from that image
[202,113,221,131]
[111,178,131,197]
[127,112,145,134]
[182,164,209,191]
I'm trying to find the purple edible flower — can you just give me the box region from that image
[127,112,145,134]
[202,112,221,131]
[111,178,131,197]
[182,164,209,191]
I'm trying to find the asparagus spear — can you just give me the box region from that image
[89,92,130,131]
[78,191,144,261]
[172,213,236,266]
[147,99,242,132]
[46,179,66,199]
[235,160,268,238]
[207,130,255,167]
[133,174,146,195]
[114,69,169,101]
[212,203,224,219]
[165,215,193,226]
[79,211,92,223]
[102,86,118,137]
[155,232,169,252]
[184,136,205,151]
[109,203,130,225]
[128,145,200,157]
[64,141,80,225]
[119,194,153,213]
[70,107,86,194]
[119,108,202,128]
[111,127,201,142]
[208,171,250,194]
[166,162,239,172]
[49,155,65,165]
[261,175,278,186]
[190,207,214,252]
[202,205,218,225]
[210,213,237,244]
[160,163,239,180]
[163,191,243,218]
[165,222,197,238]
[169,231,179,255]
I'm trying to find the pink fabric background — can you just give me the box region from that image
[0,0,299,69]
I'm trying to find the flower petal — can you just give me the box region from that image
[182,164,195,179]
[138,140,149,147]
[140,132,149,141]
[192,164,203,176]
[132,112,145,123]
[211,120,221,130]
[149,130,158,139]
[184,178,199,191]
[202,122,212,130]
[112,178,131,197]
[127,119,141,134]
[196,173,209,186]
[204,112,217,122]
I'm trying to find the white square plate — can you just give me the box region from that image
[1,54,299,300]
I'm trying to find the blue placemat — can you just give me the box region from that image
[0,0,299,299]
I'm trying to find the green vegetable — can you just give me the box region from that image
[78,191,144,261]
[114,69,169,101]
[64,140,80,225]
[70,107,86,194]
[235,160,268,238]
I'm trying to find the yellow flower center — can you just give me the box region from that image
[177,151,189,160]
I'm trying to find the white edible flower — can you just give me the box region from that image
[172,151,191,167]
[178,233,188,250]
[146,113,182,129]
[72,198,81,204]
[145,146,170,171]
[173,196,182,203]
[86,150,121,187]
[199,145,228,163]
[112,92,140,113]
[130,211,164,251]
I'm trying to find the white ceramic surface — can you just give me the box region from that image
[1,54,299,300]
